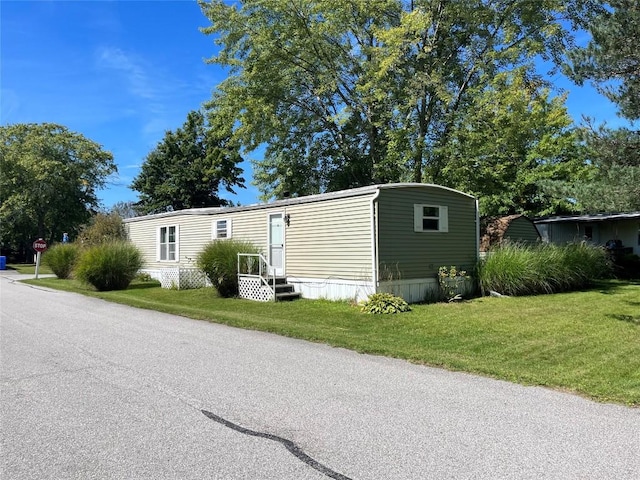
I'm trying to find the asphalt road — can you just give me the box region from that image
[1,272,639,479]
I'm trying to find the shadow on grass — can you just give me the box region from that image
[608,314,640,326]
[126,282,162,290]
[591,279,640,295]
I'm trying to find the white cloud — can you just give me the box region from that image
[97,47,157,100]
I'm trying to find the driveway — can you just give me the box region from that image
[1,274,638,479]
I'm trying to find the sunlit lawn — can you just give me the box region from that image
[6,263,53,275]
[23,276,640,406]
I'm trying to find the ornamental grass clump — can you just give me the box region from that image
[478,242,612,296]
[42,243,81,279]
[73,241,143,291]
[361,293,411,314]
[197,240,261,297]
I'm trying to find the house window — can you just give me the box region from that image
[158,225,178,261]
[212,219,232,239]
[584,226,593,241]
[414,204,448,232]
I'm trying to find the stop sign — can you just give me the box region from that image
[33,238,48,253]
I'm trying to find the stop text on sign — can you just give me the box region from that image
[33,239,48,252]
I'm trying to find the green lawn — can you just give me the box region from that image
[23,276,640,406]
[6,263,53,275]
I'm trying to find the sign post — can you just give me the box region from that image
[32,238,48,279]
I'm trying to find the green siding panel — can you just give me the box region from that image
[377,187,477,279]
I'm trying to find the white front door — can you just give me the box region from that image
[268,213,285,276]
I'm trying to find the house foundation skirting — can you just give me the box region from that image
[140,267,211,290]
[140,269,471,304]
[377,278,440,303]
[286,276,446,303]
[285,277,374,303]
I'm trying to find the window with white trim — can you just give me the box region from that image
[414,204,448,232]
[158,225,179,261]
[212,218,232,239]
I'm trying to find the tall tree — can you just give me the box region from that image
[109,200,140,219]
[542,124,640,213]
[440,68,587,216]
[561,0,640,212]
[568,0,640,120]
[199,0,581,203]
[131,110,244,215]
[0,123,116,255]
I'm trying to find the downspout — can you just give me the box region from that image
[370,188,381,294]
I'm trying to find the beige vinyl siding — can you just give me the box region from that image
[126,214,211,269]
[505,217,540,244]
[219,195,373,278]
[220,209,269,250]
[377,187,477,279]
[283,196,373,279]
[126,193,374,280]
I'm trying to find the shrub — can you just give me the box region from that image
[197,240,261,297]
[42,243,81,279]
[361,293,411,314]
[477,242,612,296]
[74,241,143,291]
[77,212,127,247]
[438,266,471,301]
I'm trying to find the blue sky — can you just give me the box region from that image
[0,0,631,210]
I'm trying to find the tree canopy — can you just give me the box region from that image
[542,124,640,213]
[568,0,640,120]
[131,110,244,215]
[440,68,587,216]
[0,123,116,255]
[199,0,587,215]
[562,0,640,212]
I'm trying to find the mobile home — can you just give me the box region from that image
[124,183,479,302]
[535,212,640,256]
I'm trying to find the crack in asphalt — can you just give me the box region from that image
[201,410,353,480]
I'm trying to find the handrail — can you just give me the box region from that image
[237,253,276,301]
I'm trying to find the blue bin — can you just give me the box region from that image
[0,256,6,270]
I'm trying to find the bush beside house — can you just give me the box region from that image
[478,242,612,296]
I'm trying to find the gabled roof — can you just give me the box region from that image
[124,183,475,223]
[534,212,640,224]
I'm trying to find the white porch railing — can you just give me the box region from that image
[237,253,277,302]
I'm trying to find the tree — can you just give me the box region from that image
[562,0,640,212]
[440,68,587,216]
[568,0,640,120]
[199,0,582,203]
[542,124,640,213]
[0,123,116,257]
[131,110,244,215]
[77,212,127,247]
[110,200,140,219]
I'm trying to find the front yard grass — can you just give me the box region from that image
[24,277,640,406]
[6,263,53,275]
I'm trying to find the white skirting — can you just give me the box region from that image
[286,276,447,303]
[140,268,473,303]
